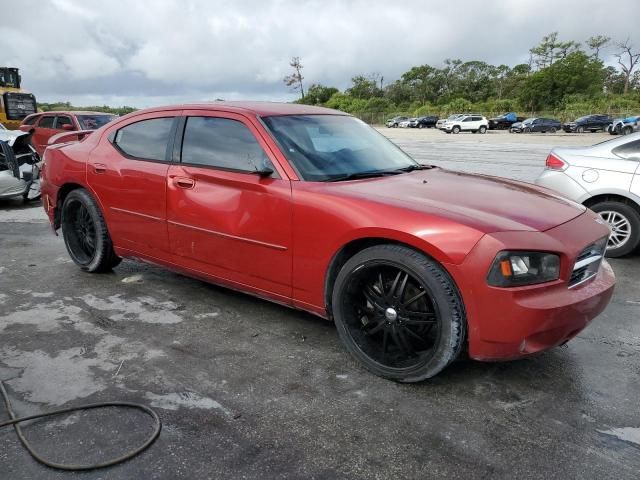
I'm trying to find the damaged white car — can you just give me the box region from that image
[0,128,41,201]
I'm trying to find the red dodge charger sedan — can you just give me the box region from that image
[40,102,615,381]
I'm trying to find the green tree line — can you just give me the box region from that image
[293,33,640,121]
[37,101,136,116]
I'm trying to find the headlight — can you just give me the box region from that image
[487,251,560,287]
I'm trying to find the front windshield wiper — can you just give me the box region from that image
[325,164,434,182]
[325,170,404,182]
[391,164,434,173]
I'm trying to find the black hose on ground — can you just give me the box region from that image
[0,381,161,471]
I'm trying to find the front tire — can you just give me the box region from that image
[590,201,640,257]
[331,245,466,382]
[61,189,121,272]
[576,126,585,133]
[452,126,461,134]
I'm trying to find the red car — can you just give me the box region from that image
[40,102,615,381]
[19,111,117,156]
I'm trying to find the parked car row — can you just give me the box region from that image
[388,111,637,135]
[386,115,439,128]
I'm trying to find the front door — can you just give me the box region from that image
[87,111,180,255]
[166,111,293,300]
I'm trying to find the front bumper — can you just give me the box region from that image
[448,211,615,361]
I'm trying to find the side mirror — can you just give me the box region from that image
[61,124,75,131]
[253,156,274,177]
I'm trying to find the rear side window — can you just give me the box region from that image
[23,115,39,126]
[114,118,174,161]
[38,116,55,128]
[472,116,483,121]
[181,117,271,173]
[55,116,73,129]
[612,139,640,160]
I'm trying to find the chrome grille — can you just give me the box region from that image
[568,238,607,288]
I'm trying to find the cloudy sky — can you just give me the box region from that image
[2,0,639,107]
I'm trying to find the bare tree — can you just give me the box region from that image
[614,37,640,94]
[530,32,580,69]
[587,35,610,60]
[283,57,305,99]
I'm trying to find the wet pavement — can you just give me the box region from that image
[1,132,639,479]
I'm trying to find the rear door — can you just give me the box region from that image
[87,111,180,255]
[166,111,293,299]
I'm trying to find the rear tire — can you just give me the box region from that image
[478,126,487,134]
[331,245,466,382]
[590,201,640,258]
[61,189,122,272]
[549,127,557,133]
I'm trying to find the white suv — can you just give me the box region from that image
[443,115,489,134]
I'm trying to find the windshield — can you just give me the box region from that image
[522,118,536,124]
[76,114,116,130]
[575,116,590,122]
[447,115,460,120]
[262,115,418,181]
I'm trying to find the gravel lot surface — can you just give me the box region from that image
[1,130,638,479]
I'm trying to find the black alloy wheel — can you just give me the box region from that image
[61,189,121,272]
[332,245,465,382]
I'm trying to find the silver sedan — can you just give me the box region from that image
[535,133,640,257]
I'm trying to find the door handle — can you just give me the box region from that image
[92,163,106,174]
[173,177,195,189]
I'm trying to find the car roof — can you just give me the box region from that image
[29,111,116,116]
[130,102,346,117]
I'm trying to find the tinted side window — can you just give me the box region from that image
[181,117,271,172]
[55,116,73,129]
[38,116,55,128]
[472,116,482,121]
[23,115,39,126]
[612,139,640,160]
[114,118,174,161]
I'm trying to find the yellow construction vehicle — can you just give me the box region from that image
[0,67,37,130]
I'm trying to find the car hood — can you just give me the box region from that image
[510,122,523,128]
[0,130,28,147]
[332,168,586,233]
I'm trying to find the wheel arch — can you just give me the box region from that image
[323,235,462,319]
[54,182,85,229]
[54,182,107,230]
[583,193,640,217]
